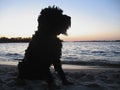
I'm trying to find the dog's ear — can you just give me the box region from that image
[61,15,71,35]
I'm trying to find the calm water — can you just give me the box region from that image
[0,42,120,66]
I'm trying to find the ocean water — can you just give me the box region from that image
[0,42,120,66]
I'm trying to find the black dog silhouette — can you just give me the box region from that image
[17,6,72,87]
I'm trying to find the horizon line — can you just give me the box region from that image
[0,36,120,42]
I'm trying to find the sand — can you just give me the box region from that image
[0,60,120,90]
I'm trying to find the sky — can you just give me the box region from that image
[0,0,120,41]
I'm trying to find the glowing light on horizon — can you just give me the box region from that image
[0,0,120,41]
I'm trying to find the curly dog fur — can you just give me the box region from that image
[17,6,71,85]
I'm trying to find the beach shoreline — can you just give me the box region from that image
[0,59,120,90]
[1,60,120,71]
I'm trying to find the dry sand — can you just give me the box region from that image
[0,60,120,90]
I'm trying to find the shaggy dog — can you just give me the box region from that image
[17,6,72,88]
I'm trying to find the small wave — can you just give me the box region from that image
[5,53,24,60]
[91,51,120,56]
[113,51,120,54]
[6,53,20,56]
[62,60,120,67]
[91,51,108,56]
[91,51,105,54]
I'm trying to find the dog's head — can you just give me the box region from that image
[37,6,71,36]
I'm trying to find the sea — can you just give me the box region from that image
[0,41,120,66]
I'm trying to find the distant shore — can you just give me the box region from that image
[0,37,120,43]
[0,37,31,43]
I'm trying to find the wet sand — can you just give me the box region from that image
[0,60,120,90]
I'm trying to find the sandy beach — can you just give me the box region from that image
[0,60,120,90]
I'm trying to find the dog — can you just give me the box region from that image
[17,6,72,88]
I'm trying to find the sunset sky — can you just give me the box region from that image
[0,0,120,41]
